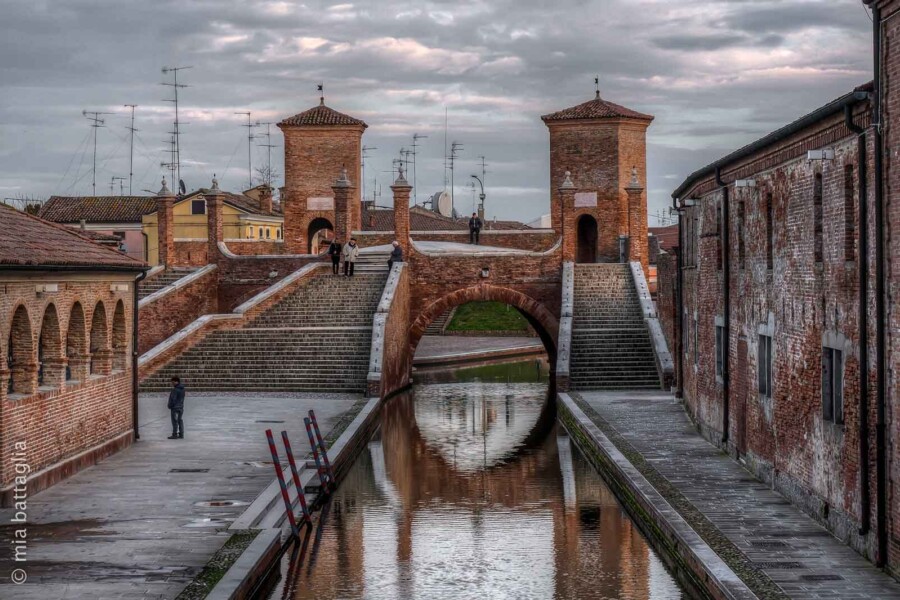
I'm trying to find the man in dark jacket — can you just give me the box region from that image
[468,213,482,244]
[167,376,185,439]
[387,240,403,270]
[327,238,342,275]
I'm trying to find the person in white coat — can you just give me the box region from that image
[341,237,360,277]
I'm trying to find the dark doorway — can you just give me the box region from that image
[576,215,598,263]
[307,218,334,254]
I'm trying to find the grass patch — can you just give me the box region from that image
[445,301,529,332]
[176,529,260,600]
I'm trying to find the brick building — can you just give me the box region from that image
[661,0,900,576]
[278,99,367,254]
[0,204,146,505]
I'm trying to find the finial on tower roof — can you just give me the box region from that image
[318,82,324,105]
[157,177,173,197]
[211,173,219,190]
[595,76,600,99]
[626,166,643,190]
[334,166,351,188]
[395,162,409,185]
[561,170,575,189]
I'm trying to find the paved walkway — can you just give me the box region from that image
[0,392,357,600]
[414,335,545,365]
[576,390,900,599]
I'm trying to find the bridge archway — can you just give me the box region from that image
[576,214,598,263]
[409,284,559,366]
[307,217,334,254]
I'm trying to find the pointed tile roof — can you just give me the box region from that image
[279,100,367,128]
[542,93,653,123]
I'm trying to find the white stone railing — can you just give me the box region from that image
[556,261,575,385]
[367,263,407,397]
[629,261,674,388]
[138,264,217,309]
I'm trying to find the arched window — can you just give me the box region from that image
[112,300,127,371]
[90,301,110,376]
[258,227,263,238]
[66,302,88,382]
[38,304,64,387]
[7,305,36,396]
[266,228,271,239]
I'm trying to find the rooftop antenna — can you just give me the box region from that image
[450,141,464,216]
[111,176,126,195]
[124,104,138,195]
[161,65,192,187]
[82,110,113,196]
[411,133,428,205]
[317,82,325,105]
[235,111,254,189]
[443,107,448,188]
[255,121,276,187]
[595,75,600,99]
[361,145,377,202]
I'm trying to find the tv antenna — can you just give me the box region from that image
[82,110,113,196]
[161,65,192,186]
[124,104,138,195]
[235,111,255,189]
[255,121,276,187]
[361,145,377,202]
[111,176,126,195]
[449,141,464,215]
[411,133,427,205]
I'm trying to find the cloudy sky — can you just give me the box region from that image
[0,0,874,225]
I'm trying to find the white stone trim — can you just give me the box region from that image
[367,263,406,387]
[557,261,575,378]
[138,264,217,308]
[629,261,674,385]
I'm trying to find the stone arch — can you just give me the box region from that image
[90,301,111,376]
[576,214,599,263]
[409,284,559,364]
[66,302,89,382]
[307,217,334,254]
[7,304,36,395]
[38,303,65,387]
[112,300,128,372]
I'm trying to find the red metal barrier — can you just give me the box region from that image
[265,429,299,537]
[303,412,335,492]
[281,430,312,524]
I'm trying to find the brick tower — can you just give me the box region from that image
[542,91,653,263]
[278,98,367,253]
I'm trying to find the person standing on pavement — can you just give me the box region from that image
[327,237,342,275]
[342,237,359,276]
[388,240,403,270]
[168,376,185,439]
[468,212,482,244]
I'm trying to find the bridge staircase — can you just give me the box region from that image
[570,263,660,390]
[138,267,199,300]
[139,270,387,393]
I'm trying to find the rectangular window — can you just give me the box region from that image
[822,347,844,424]
[766,192,774,270]
[715,325,725,379]
[191,199,206,215]
[844,165,855,261]
[813,173,823,263]
[758,334,773,398]
[738,200,746,268]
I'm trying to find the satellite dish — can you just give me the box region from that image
[435,190,452,217]
[179,179,186,195]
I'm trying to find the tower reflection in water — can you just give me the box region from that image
[273,360,684,600]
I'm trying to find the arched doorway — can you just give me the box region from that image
[308,218,334,254]
[8,305,35,395]
[576,214,598,263]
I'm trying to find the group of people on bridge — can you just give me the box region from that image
[326,237,404,276]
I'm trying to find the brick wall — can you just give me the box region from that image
[657,250,678,386]
[138,267,218,354]
[676,106,883,563]
[224,240,290,256]
[353,230,558,252]
[0,276,136,503]
[173,241,208,266]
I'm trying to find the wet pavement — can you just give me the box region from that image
[270,363,685,600]
[0,391,357,600]
[576,390,900,599]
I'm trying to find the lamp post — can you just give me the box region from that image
[471,175,485,220]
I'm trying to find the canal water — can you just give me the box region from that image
[270,359,685,599]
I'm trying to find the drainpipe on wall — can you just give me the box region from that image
[672,195,684,400]
[715,167,731,447]
[869,1,888,568]
[845,103,871,536]
[132,270,148,440]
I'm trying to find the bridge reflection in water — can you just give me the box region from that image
[274,361,684,600]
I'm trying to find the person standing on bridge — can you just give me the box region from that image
[342,237,359,277]
[327,237,342,275]
[388,240,403,270]
[167,376,185,439]
[469,212,482,245]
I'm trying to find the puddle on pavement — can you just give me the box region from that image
[194,500,250,508]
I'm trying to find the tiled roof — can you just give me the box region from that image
[542,94,654,123]
[649,225,679,251]
[0,204,145,269]
[361,206,530,232]
[279,101,367,128]
[40,196,158,223]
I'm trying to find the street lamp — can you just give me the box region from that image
[471,175,485,220]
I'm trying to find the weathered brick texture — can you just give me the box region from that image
[138,267,218,354]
